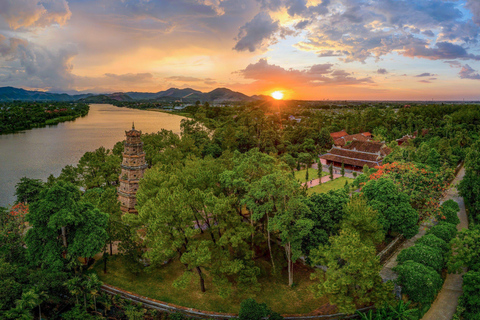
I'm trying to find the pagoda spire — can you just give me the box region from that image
[132,122,135,130]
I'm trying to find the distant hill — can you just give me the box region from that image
[0,86,260,103]
[0,86,92,102]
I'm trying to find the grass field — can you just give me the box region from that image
[93,255,328,314]
[294,167,327,183]
[307,176,354,195]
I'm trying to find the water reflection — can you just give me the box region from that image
[0,104,185,207]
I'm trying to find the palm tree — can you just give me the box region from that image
[86,274,103,313]
[389,300,417,320]
[65,276,83,305]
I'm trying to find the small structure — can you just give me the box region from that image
[118,123,148,214]
[319,140,392,172]
[396,135,414,146]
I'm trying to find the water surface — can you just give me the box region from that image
[0,104,185,207]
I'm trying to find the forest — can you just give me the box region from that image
[1,101,480,319]
[0,102,89,134]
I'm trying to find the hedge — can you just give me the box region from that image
[396,244,444,272]
[426,222,457,243]
[393,261,443,304]
[415,234,449,255]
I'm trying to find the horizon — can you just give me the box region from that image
[1,1,480,100]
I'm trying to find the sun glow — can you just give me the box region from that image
[271,91,284,100]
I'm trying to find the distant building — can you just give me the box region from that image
[333,132,372,147]
[118,124,148,214]
[396,135,414,146]
[319,140,392,172]
[330,130,348,140]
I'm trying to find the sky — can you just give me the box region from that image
[1,0,480,100]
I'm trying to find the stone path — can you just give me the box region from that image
[302,174,342,188]
[422,167,468,320]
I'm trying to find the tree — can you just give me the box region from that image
[458,271,480,319]
[311,229,392,314]
[238,298,270,320]
[317,162,323,180]
[362,178,418,238]
[269,191,313,286]
[137,157,256,293]
[303,190,349,259]
[25,181,108,271]
[329,164,333,180]
[449,225,480,272]
[340,196,385,247]
[341,162,345,177]
[426,148,441,170]
[14,177,45,204]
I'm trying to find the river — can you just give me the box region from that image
[0,104,185,207]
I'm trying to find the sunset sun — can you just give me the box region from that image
[271,91,284,100]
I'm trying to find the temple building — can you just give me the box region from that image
[329,130,372,147]
[118,124,147,214]
[319,140,392,172]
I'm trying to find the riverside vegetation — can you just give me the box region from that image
[0,101,90,134]
[1,101,480,319]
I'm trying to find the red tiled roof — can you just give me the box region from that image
[343,140,391,156]
[362,132,372,137]
[330,130,348,139]
[334,133,370,146]
[320,141,391,169]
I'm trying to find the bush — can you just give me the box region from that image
[437,200,460,225]
[427,222,457,243]
[239,298,270,320]
[396,244,444,272]
[459,271,480,319]
[416,234,449,255]
[394,261,443,304]
[168,312,185,320]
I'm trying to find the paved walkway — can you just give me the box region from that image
[302,174,342,188]
[422,167,468,320]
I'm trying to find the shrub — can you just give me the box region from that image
[416,234,449,255]
[168,312,185,320]
[397,244,444,272]
[459,271,480,319]
[427,222,457,243]
[437,200,460,225]
[394,261,443,304]
[239,298,270,320]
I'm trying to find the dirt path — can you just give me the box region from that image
[422,167,468,320]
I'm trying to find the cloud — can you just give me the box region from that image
[418,80,432,83]
[466,0,480,25]
[249,0,480,63]
[377,68,388,74]
[238,58,373,86]
[0,0,71,30]
[234,12,281,52]
[104,73,154,82]
[166,76,204,82]
[415,72,435,77]
[459,64,480,80]
[403,42,480,61]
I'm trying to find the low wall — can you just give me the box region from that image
[377,235,405,265]
[100,283,373,319]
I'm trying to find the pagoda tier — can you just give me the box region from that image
[118,124,147,214]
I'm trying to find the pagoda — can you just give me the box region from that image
[118,123,147,213]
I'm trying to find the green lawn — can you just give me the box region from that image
[93,255,327,314]
[294,167,327,183]
[307,176,354,195]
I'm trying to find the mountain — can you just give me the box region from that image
[0,86,89,102]
[0,86,259,103]
[204,88,253,102]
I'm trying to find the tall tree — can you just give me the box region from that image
[25,181,108,271]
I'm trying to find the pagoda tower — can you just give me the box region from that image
[118,123,147,214]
